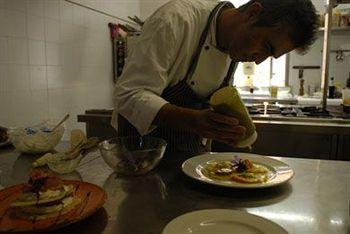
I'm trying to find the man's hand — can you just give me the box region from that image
[153,104,246,147]
[191,109,246,146]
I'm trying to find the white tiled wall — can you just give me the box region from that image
[0,0,140,138]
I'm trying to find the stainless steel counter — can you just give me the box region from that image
[242,96,298,105]
[1,146,349,234]
[252,115,350,136]
[253,115,350,128]
[246,115,350,161]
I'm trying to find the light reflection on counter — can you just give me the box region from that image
[249,210,315,223]
[330,218,344,226]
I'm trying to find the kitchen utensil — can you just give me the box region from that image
[51,114,69,132]
[66,137,99,159]
[210,86,257,148]
[127,15,144,27]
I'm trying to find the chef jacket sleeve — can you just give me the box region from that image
[113,16,183,136]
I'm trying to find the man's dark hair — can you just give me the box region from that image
[238,0,319,54]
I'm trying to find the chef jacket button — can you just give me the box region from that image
[204,45,209,50]
[190,81,195,85]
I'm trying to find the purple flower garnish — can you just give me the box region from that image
[231,156,241,165]
[231,156,247,173]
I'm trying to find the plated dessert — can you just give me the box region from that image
[9,170,81,220]
[0,169,107,232]
[182,152,294,188]
[204,156,271,183]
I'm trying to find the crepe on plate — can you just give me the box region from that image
[10,170,81,220]
[204,157,270,183]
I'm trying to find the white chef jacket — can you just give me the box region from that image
[112,0,232,136]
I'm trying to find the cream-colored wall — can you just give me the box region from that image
[289,32,350,95]
[139,0,169,20]
[0,0,140,138]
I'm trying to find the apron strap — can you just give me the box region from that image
[222,61,238,86]
[184,1,233,82]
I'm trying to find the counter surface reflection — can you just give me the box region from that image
[0,145,349,234]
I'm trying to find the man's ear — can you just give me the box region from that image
[244,2,263,22]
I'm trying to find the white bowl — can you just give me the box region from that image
[8,121,64,154]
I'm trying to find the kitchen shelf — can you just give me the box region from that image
[319,0,350,110]
[319,27,350,32]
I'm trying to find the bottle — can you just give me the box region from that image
[243,62,255,94]
[332,10,341,27]
[299,78,305,96]
[329,77,335,99]
[210,86,257,148]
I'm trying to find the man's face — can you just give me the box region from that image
[228,25,296,64]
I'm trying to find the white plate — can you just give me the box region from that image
[162,209,288,234]
[182,152,294,189]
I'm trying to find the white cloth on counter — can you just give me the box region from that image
[112,0,232,135]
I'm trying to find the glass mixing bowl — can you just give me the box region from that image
[98,136,167,176]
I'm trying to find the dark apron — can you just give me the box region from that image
[118,1,237,154]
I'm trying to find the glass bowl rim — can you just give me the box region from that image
[98,136,167,152]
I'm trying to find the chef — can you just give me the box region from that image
[112,0,319,154]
